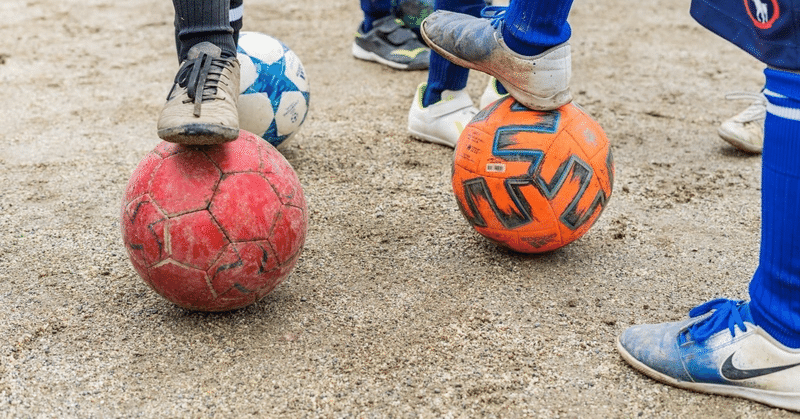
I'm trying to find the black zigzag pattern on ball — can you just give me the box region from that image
[459,177,532,229]
[471,96,513,123]
[460,125,611,231]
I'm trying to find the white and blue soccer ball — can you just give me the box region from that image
[237,32,310,147]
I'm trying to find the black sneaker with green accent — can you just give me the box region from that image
[352,15,429,71]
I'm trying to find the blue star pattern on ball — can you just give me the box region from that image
[237,32,310,147]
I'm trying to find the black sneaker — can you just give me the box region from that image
[352,15,429,70]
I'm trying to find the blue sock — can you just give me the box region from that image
[361,0,392,32]
[422,0,484,106]
[501,0,574,57]
[495,79,508,95]
[423,53,468,106]
[748,68,800,349]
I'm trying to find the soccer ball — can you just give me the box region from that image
[120,131,308,311]
[452,97,614,253]
[237,31,310,147]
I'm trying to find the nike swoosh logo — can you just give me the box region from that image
[720,353,800,380]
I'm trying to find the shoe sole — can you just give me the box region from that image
[420,30,571,111]
[717,127,763,154]
[616,337,800,412]
[351,43,426,71]
[158,125,240,145]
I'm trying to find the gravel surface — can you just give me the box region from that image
[1,0,794,417]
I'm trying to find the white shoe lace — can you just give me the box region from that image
[724,91,767,123]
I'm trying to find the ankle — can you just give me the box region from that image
[501,26,550,57]
[181,35,237,61]
[422,85,443,107]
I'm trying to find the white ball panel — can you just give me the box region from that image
[275,91,308,138]
[237,54,258,94]
[282,51,309,92]
[238,93,275,137]
[238,32,284,65]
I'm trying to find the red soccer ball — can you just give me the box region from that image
[120,131,308,311]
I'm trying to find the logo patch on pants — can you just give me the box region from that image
[745,0,780,29]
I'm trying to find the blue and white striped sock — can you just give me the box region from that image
[230,0,243,47]
[749,67,800,349]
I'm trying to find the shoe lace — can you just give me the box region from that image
[173,52,231,117]
[481,5,507,29]
[684,298,748,344]
[724,91,767,122]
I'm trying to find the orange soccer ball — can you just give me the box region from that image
[452,97,614,253]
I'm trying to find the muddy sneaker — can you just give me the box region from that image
[157,42,240,145]
[408,83,478,148]
[718,92,766,154]
[420,7,571,110]
[617,299,800,413]
[352,15,430,70]
[479,77,508,109]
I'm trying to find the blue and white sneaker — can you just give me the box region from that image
[420,7,571,111]
[617,299,800,412]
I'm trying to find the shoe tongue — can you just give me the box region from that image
[187,42,222,60]
[739,302,754,323]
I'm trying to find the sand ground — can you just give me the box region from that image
[1,0,794,417]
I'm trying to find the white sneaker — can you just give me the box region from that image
[479,77,508,109]
[717,92,766,154]
[408,83,478,148]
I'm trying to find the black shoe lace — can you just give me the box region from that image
[171,52,231,117]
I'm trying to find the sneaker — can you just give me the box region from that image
[717,92,766,154]
[479,77,508,109]
[617,299,800,412]
[157,42,240,145]
[420,7,571,111]
[353,15,430,70]
[408,83,478,148]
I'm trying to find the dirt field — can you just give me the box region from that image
[1,0,794,417]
